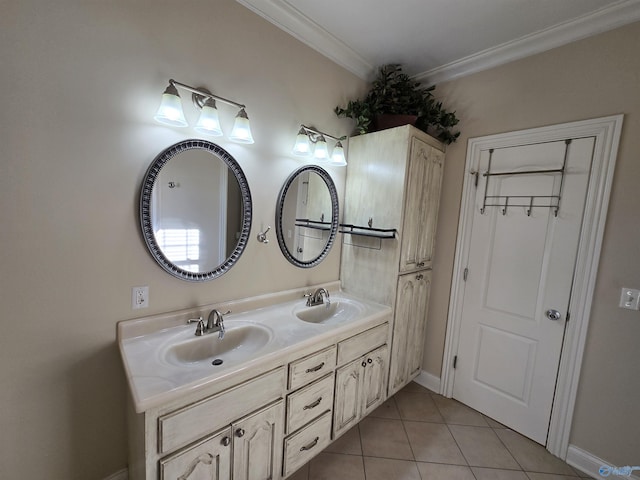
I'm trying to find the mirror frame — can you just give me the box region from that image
[275,165,339,268]
[140,139,252,282]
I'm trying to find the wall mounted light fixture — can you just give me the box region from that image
[292,125,347,166]
[154,79,254,144]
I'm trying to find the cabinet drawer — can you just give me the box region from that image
[337,323,388,366]
[158,367,285,454]
[283,411,332,477]
[286,374,334,434]
[288,346,336,391]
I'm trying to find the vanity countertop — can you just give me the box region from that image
[118,282,391,413]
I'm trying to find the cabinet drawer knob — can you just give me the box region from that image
[300,436,319,452]
[417,262,425,267]
[235,428,245,438]
[303,397,323,410]
[221,436,231,447]
[305,362,325,373]
[416,274,424,280]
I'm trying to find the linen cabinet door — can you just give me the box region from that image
[400,139,444,272]
[159,428,232,480]
[333,360,362,438]
[407,271,431,377]
[232,401,284,480]
[361,345,388,417]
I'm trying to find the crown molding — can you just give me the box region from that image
[235,0,374,80]
[413,0,640,85]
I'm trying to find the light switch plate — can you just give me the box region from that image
[619,287,640,310]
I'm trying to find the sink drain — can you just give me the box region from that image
[212,359,223,366]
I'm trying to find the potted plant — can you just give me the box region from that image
[335,64,460,144]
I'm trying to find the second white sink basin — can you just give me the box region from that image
[162,322,273,367]
[295,300,364,325]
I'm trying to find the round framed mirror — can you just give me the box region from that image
[140,139,252,281]
[275,165,339,268]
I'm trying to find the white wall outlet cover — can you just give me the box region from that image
[619,287,640,311]
[132,286,149,309]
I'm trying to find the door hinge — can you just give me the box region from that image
[463,268,469,282]
[453,355,458,369]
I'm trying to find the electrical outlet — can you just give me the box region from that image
[619,287,640,311]
[132,286,149,309]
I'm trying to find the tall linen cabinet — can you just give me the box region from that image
[340,125,445,396]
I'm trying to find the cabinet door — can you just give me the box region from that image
[232,401,284,480]
[400,139,444,272]
[333,360,362,438]
[361,345,388,417]
[159,428,232,480]
[389,271,431,395]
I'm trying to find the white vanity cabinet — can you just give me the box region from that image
[340,125,445,396]
[332,324,389,438]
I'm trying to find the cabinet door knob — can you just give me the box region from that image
[235,428,245,438]
[417,262,425,267]
[221,436,231,446]
[416,274,424,280]
[367,358,373,364]
[362,361,367,367]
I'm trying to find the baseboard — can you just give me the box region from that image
[104,469,128,480]
[413,370,441,393]
[566,444,640,480]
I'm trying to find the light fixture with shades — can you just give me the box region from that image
[292,124,347,166]
[154,79,254,144]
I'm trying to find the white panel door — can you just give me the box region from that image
[453,137,594,444]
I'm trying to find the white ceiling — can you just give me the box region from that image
[236,0,640,83]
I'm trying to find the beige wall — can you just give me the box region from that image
[424,21,640,465]
[0,1,365,478]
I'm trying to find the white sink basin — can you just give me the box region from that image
[294,300,364,325]
[162,322,273,367]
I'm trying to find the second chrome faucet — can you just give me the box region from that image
[188,309,229,338]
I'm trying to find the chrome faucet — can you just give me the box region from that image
[305,288,330,307]
[187,310,228,338]
[207,309,226,339]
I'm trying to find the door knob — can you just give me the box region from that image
[546,309,562,321]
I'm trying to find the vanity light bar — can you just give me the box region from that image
[154,79,254,144]
[293,124,347,166]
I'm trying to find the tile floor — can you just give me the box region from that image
[288,382,593,480]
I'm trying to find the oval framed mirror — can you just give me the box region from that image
[275,165,339,268]
[140,139,252,281]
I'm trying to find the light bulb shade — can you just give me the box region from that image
[293,128,311,156]
[154,83,188,127]
[229,108,254,144]
[330,141,347,166]
[194,98,223,136]
[313,135,329,161]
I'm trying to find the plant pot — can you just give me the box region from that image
[372,114,418,132]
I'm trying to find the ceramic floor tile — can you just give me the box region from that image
[308,453,365,480]
[431,394,489,426]
[448,425,520,469]
[399,381,433,394]
[416,462,476,480]
[322,424,362,455]
[395,391,444,423]
[363,456,421,480]
[495,429,576,475]
[368,397,401,419]
[483,414,508,429]
[472,467,530,479]
[526,473,581,480]
[288,462,309,480]
[403,420,467,465]
[359,417,414,460]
